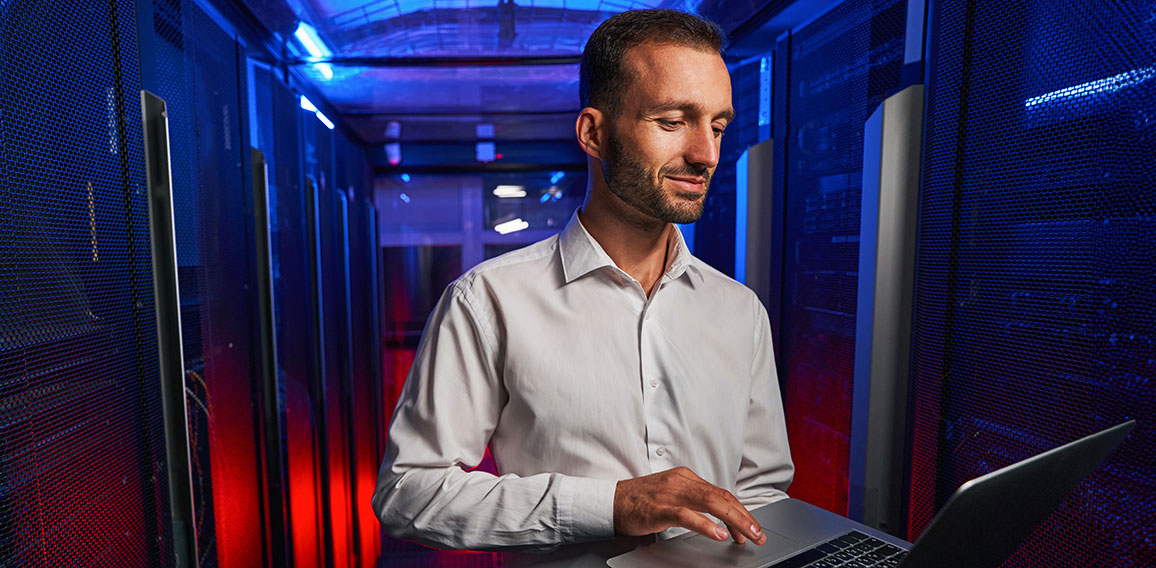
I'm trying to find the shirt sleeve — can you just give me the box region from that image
[371,279,618,550]
[734,297,795,507]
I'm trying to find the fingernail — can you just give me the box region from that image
[715,527,728,540]
[751,524,762,536]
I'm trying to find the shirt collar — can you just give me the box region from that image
[558,211,704,286]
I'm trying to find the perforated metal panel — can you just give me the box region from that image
[778,0,906,516]
[909,1,1156,565]
[342,143,384,567]
[0,0,172,564]
[313,122,357,567]
[257,67,327,568]
[148,0,269,565]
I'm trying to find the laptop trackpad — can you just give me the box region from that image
[677,529,800,567]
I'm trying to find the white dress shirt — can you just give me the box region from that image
[372,212,793,553]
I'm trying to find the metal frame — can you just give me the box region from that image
[848,84,925,534]
[251,148,289,566]
[736,139,779,314]
[141,90,198,568]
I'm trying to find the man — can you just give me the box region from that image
[372,9,793,560]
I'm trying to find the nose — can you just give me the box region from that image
[684,123,720,170]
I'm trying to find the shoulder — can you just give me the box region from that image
[450,234,561,299]
[688,256,764,307]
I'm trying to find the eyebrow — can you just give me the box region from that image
[643,101,735,123]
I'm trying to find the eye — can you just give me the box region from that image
[657,119,684,129]
[713,126,726,137]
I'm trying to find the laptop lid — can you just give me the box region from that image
[900,420,1135,568]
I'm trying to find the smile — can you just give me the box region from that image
[666,176,707,194]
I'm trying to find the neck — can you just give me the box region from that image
[579,179,675,296]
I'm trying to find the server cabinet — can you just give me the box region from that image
[776,0,909,517]
[908,1,1155,564]
[1,0,173,564]
[145,1,271,565]
[251,65,327,567]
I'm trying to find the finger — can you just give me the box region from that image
[695,487,764,544]
[723,520,747,544]
[672,508,731,542]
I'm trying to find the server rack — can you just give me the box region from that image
[145,1,270,564]
[0,0,173,564]
[908,0,1156,564]
[774,0,909,518]
[259,67,327,568]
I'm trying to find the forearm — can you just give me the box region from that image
[373,463,617,550]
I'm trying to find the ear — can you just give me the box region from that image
[575,107,606,159]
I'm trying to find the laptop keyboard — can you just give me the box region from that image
[768,531,908,568]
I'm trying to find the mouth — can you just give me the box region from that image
[665,175,707,194]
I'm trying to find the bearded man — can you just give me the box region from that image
[373,8,793,563]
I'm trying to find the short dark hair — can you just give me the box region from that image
[580,9,726,117]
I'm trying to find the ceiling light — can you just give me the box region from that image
[493,185,526,198]
[293,21,332,60]
[494,218,529,234]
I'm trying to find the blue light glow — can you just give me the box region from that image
[399,192,411,203]
[401,173,411,182]
[1024,67,1156,109]
[294,21,332,59]
[550,171,565,184]
[539,193,551,203]
[300,95,318,112]
[315,110,335,130]
[316,63,333,80]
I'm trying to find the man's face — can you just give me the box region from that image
[600,43,734,224]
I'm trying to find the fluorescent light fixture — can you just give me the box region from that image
[315,110,335,130]
[1025,66,1156,109]
[493,185,526,198]
[494,218,529,234]
[550,171,565,184]
[293,21,332,59]
[300,95,334,129]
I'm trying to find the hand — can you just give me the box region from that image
[613,466,767,545]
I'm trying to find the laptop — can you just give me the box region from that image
[607,420,1135,568]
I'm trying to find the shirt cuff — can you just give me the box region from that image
[557,475,617,542]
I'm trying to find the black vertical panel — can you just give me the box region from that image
[1,0,171,565]
[264,74,326,567]
[908,1,1156,564]
[777,0,906,517]
[314,122,356,568]
[334,133,382,567]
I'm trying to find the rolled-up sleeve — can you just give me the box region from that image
[734,298,794,507]
[371,280,618,550]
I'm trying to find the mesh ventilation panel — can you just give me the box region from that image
[779,0,906,515]
[315,124,356,567]
[908,1,1156,565]
[266,73,326,568]
[150,0,268,565]
[1,0,171,564]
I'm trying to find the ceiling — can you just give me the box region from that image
[236,0,822,146]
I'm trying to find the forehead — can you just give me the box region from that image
[620,43,732,116]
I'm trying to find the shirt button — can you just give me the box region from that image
[649,378,659,388]
[643,310,652,321]
[655,447,666,457]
